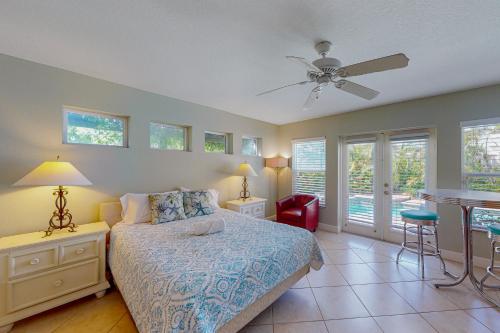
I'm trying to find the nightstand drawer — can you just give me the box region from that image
[252,204,264,216]
[241,207,252,215]
[60,239,98,264]
[7,259,99,312]
[226,197,267,218]
[9,246,58,278]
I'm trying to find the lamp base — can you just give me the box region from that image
[44,223,77,237]
[239,176,251,201]
[239,193,251,201]
[44,186,78,237]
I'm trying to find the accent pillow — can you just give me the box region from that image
[120,191,177,224]
[183,190,214,218]
[179,187,220,209]
[149,192,186,224]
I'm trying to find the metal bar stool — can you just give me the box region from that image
[479,223,500,290]
[396,209,454,279]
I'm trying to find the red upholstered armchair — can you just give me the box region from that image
[276,194,319,232]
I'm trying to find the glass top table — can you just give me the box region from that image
[419,189,500,306]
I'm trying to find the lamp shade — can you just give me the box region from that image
[14,161,92,186]
[234,162,258,177]
[265,156,288,168]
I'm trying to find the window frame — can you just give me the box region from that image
[292,136,327,207]
[62,106,129,148]
[149,121,190,151]
[241,136,262,157]
[460,117,500,230]
[204,131,232,154]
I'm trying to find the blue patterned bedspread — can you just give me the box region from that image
[109,209,323,333]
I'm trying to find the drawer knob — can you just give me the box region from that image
[75,248,86,255]
[53,279,63,287]
[30,258,40,265]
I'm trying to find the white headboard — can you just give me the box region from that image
[99,202,122,228]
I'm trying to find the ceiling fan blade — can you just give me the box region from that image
[256,80,311,96]
[336,53,409,77]
[303,85,323,110]
[286,56,323,74]
[335,80,379,100]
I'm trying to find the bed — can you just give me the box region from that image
[100,203,323,333]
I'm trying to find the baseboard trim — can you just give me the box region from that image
[439,249,497,269]
[318,223,340,233]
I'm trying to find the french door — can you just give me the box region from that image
[341,130,436,242]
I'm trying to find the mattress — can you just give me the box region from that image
[109,209,323,333]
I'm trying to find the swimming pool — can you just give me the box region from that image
[348,196,422,224]
[348,196,499,226]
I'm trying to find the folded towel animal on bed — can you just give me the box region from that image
[188,217,225,235]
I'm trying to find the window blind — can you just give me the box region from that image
[292,138,326,206]
[462,122,500,227]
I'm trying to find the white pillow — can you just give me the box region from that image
[179,187,220,208]
[120,191,177,224]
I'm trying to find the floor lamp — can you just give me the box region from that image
[265,156,289,201]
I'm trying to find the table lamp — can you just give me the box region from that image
[14,157,92,236]
[234,162,257,200]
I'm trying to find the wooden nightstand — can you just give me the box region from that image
[226,197,267,218]
[0,222,110,333]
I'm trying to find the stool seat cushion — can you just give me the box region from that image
[401,209,438,221]
[487,223,500,235]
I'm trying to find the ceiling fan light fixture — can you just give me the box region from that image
[314,40,332,57]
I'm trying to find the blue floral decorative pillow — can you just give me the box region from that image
[149,192,186,224]
[183,191,214,218]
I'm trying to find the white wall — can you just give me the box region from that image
[0,54,279,237]
[278,84,500,257]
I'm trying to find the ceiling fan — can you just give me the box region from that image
[257,41,409,110]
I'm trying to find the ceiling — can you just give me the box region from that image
[1,1,500,125]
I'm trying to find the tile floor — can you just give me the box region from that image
[9,231,500,333]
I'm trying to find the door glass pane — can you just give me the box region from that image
[462,122,500,227]
[390,137,428,227]
[347,142,375,225]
